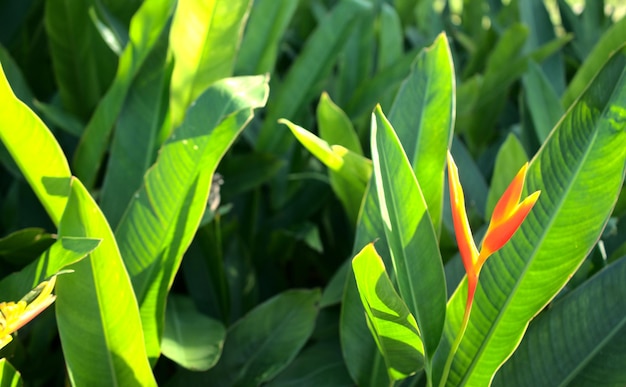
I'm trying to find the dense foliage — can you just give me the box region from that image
[0,0,625,386]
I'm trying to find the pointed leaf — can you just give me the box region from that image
[352,243,424,381]
[371,105,446,359]
[389,33,455,235]
[56,178,156,386]
[283,119,371,225]
[317,92,363,155]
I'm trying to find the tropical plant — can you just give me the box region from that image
[0,0,624,386]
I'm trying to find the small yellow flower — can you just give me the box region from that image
[0,276,59,350]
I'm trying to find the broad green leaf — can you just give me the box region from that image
[167,0,252,134]
[100,30,171,229]
[371,105,446,359]
[0,236,100,302]
[115,75,269,362]
[523,61,564,143]
[56,178,156,387]
[561,18,626,108]
[485,134,528,219]
[235,0,298,76]
[266,341,353,387]
[162,294,226,371]
[282,119,372,225]
[72,0,176,187]
[434,46,626,387]
[44,0,116,119]
[256,0,371,153]
[494,256,626,386]
[0,359,21,387]
[388,33,455,235]
[178,289,321,386]
[352,243,424,381]
[317,92,363,155]
[0,63,71,225]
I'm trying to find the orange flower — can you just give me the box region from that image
[447,152,540,314]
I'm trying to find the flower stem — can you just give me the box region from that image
[438,294,474,387]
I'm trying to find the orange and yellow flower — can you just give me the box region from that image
[0,276,59,350]
[447,151,540,315]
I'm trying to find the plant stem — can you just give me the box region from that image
[438,300,473,387]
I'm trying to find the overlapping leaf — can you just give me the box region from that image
[115,75,269,362]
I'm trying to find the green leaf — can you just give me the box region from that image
[72,0,176,187]
[162,294,226,371]
[56,178,156,386]
[44,0,117,119]
[99,30,172,229]
[371,105,446,359]
[235,0,298,75]
[0,359,21,387]
[256,0,371,153]
[115,75,269,362]
[522,61,564,143]
[0,63,71,225]
[485,134,528,219]
[494,256,626,386]
[561,18,626,108]
[283,118,372,225]
[352,243,424,381]
[179,289,321,386]
[266,341,353,387]
[435,45,626,387]
[167,0,252,134]
[317,92,363,155]
[388,33,455,235]
[0,236,100,302]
